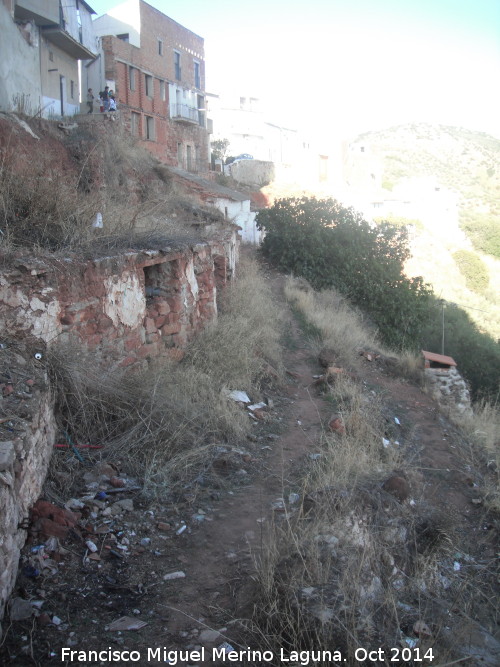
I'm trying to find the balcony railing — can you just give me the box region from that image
[172,104,205,126]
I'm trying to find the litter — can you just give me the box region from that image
[394,417,401,425]
[107,616,148,631]
[248,402,267,411]
[227,390,251,403]
[163,571,186,581]
[218,642,235,654]
[85,540,98,553]
[288,492,300,504]
[453,561,461,571]
[382,438,390,448]
[309,453,321,460]
[176,524,187,535]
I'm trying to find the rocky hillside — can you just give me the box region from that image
[355,123,500,217]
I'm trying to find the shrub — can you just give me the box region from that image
[453,249,489,293]
[459,211,500,258]
[257,196,432,350]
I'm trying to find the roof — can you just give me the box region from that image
[169,168,249,202]
[422,350,457,367]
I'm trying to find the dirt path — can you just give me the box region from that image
[1,271,498,666]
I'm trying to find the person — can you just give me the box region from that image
[86,88,94,114]
[108,95,117,112]
[99,86,110,112]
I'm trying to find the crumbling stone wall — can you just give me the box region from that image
[0,235,238,368]
[0,348,57,634]
[0,234,237,630]
[425,367,472,417]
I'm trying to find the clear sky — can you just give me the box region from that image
[89,0,500,141]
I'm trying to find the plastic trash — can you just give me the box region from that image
[85,540,98,553]
[176,524,187,535]
[218,642,235,654]
[163,571,186,581]
[394,417,401,425]
[227,390,251,403]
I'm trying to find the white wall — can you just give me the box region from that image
[212,197,262,244]
[93,0,141,47]
[0,3,42,114]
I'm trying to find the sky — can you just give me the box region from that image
[89,0,500,142]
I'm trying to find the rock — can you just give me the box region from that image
[109,476,125,488]
[328,416,345,434]
[157,522,171,531]
[113,498,134,512]
[413,620,431,637]
[198,629,221,644]
[9,598,34,621]
[318,348,337,368]
[382,476,410,503]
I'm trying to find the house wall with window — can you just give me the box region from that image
[90,0,209,170]
[0,0,96,118]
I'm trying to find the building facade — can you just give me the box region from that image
[0,0,97,117]
[87,0,210,171]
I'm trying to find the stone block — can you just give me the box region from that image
[0,442,15,472]
[144,317,156,334]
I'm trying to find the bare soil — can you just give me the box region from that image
[1,268,498,667]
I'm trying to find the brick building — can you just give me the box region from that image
[86,0,210,171]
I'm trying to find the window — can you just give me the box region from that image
[129,67,136,91]
[194,61,200,89]
[174,51,181,80]
[49,51,54,62]
[117,33,129,42]
[70,80,74,99]
[145,74,153,97]
[145,116,155,140]
[159,80,166,101]
[158,39,163,56]
[177,142,183,165]
[131,112,140,136]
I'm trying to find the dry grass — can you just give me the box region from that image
[0,120,222,253]
[284,277,380,367]
[458,400,500,513]
[46,258,284,500]
[247,277,487,666]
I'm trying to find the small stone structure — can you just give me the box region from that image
[422,350,472,417]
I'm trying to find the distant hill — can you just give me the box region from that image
[348,124,500,339]
[354,123,500,220]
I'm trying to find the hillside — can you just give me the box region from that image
[356,123,500,216]
[348,124,500,339]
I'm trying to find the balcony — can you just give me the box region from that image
[172,104,205,126]
[14,0,59,26]
[42,24,96,59]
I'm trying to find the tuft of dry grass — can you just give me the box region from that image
[458,400,500,513]
[284,277,381,367]
[46,258,284,500]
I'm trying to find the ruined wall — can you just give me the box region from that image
[0,234,238,630]
[0,347,57,633]
[0,236,238,368]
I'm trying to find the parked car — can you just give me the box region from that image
[226,154,254,165]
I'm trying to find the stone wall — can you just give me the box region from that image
[425,367,472,418]
[0,233,237,630]
[0,234,238,369]
[0,346,57,634]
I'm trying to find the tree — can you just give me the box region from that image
[257,196,432,349]
[211,138,231,165]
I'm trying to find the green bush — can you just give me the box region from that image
[459,211,500,258]
[374,215,424,230]
[257,197,432,350]
[453,249,490,292]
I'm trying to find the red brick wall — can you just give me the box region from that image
[0,237,238,370]
[100,1,208,169]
